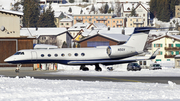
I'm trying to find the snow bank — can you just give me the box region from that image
[0,76,180,101]
[55,64,180,77]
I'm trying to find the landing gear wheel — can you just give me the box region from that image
[95,64,102,71]
[80,65,89,71]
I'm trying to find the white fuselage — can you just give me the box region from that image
[4,45,137,65]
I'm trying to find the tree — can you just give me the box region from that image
[83,0,89,2]
[23,0,40,27]
[91,4,95,14]
[115,0,121,17]
[108,8,112,14]
[80,9,83,14]
[130,7,136,16]
[77,43,81,48]
[68,7,72,13]
[150,0,180,21]
[69,0,74,3]
[73,42,76,48]
[46,3,56,27]
[37,3,56,27]
[175,21,179,30]
[62,41,68,48]
[12,2,21,11]
[169,22,173,31]
[104,3,109,14]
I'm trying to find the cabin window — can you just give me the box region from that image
[48,54,51,57]
[68,53,71,56]
[14,52,24,55]
[74,53,78,56]
[61,53,65,57]
[41,54,44,57]
[54,54,58,57]
[81,53,85,56]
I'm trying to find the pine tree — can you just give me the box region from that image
[23,0,40,27]
[73,42,76,48]
[68,7,72,13]
[69,0,74,3]
[130,7,136,17]
[77,43,81,48]
[46,3,56,27]
[62,41,67,48]
[37,3,56,27]
[104,3,109,14]
[108,8,112,14]
[91,4,95,14]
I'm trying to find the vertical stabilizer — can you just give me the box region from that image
[124,27,153,52]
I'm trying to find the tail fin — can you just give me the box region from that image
[124,27,154,52]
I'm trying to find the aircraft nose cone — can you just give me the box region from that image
[4,58,10,63]
[4,57,13,63]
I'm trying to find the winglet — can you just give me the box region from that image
[149,48,160,59]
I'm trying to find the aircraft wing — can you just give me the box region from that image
[68,48,160,65]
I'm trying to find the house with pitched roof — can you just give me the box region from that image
[20,28,73,48]
[120,2,150,27]
[78,33,129,48]
[150,34,180,62]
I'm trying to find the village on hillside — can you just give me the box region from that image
[1,0,180,70]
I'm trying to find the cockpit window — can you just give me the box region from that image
[14,52,24,55]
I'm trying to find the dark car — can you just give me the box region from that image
[127,63,141,71]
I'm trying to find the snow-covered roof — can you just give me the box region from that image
[68,23,90,31]
[79,32,129,42]
[60,18,73,22]
[34,44,58,49]
[20,28,68,38]
[82,27,134,37]
[123,3,138,12]
[93,23,107,29]
[0,9,23,16]
[150,34,180,42]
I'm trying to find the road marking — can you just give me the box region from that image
[101,77,141,82]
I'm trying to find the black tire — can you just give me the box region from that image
[82,67,89,71]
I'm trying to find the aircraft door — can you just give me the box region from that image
[31,51,37,62]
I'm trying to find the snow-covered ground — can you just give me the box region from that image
[1,64,180,100]
[0,76,180,101]
[53,64,180,77]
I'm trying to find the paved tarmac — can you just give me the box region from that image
[0,70,180,84]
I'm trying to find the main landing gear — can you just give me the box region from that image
[80,64,102,71]
[95,64,102,71]
[80,65,89,71]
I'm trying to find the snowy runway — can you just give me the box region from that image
[0,76,180,101]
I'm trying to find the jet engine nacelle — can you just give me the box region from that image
[106,45,136,58]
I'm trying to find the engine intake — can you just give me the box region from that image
[106,46,136,58]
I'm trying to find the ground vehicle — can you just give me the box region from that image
[127,63,141,71]
[149,63,162,70]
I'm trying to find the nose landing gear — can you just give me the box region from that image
[15,64,22,73]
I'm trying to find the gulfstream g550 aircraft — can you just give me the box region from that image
[4,27,159,71]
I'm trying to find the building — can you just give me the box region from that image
[78,33,129,47]
[20,28,73,48]
[126,17,145,27]
[120,2,150,26]
[59,18,73,29]
[0,9,23,37]
[73,14,127,28]
[175,5,180,18]
[68,23,90,38]
[150,34,180,62]
[0,9,35,69]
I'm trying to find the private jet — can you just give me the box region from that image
[4,27,159,71]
